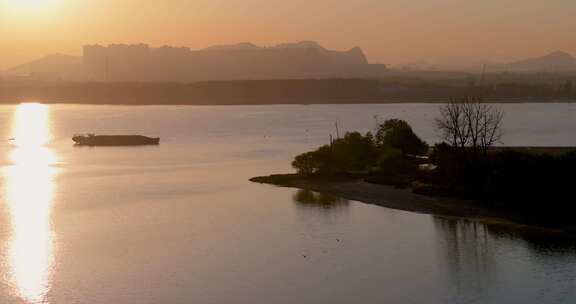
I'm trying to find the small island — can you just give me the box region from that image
[251,97,576,233]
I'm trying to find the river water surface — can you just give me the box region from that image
[0,103,575,303]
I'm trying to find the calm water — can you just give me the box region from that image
[0,103,574,304]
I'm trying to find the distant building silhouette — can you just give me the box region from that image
[83,41,387,82]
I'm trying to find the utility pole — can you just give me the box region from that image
[480,64,487,87]
[479,63,488,98]
[105,54,110,82]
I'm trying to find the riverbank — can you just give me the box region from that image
[0,97,573,106]
[1,79,575,105]
[251,174,576,234]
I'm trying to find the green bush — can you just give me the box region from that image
[375,119,428,156]
[292,131,377,175]
[291,119,429,176]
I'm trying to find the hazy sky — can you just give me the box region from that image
[1,0,575,68]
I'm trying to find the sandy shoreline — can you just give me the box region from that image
[251,175,572,234]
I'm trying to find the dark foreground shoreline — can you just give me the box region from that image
[251,174,576,235]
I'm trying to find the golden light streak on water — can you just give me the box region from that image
[4,103,58,303]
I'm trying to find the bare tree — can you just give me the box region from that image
[435,97,504,155]
[477,103,504,154]
[435,99,469,148]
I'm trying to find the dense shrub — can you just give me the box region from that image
[292,131,377,175]
[491,151,576,204]
[429,144,576,219]
[291,119,429,176]
[377,147,403,171]
[375,119,429,156]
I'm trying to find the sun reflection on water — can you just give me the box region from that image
[4,103,58,303]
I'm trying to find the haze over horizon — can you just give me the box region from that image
[1,1,576,303]
[1,0,576,69]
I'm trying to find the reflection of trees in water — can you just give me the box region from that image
[293,189,349,210]
[484,224,576,301]
[292,189,349,258]
[434,217,498,302]
[435,217,576,302]
[485,225,576,256]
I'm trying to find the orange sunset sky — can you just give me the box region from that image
[1,0,575,69]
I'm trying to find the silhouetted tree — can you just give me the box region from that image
[292,152,316,175]
[331,131,377,171]
[292,120,429,177]
[435,97,504,156]
[435,100,468,148]
[560,80,573,97]
[292,131,376,175]
[375,119,428,156]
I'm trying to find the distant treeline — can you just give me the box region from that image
[0,78,575,105]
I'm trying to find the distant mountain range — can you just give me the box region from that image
[507,51,576,72]
[2,46,576,82]
[4,54,82,80]
[2,41,385,82]
[396,51,576,73]
[394,60,439,71]
[205,41,326,51]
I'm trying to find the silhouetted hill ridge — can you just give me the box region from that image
[508,51,576,72]
[5,54,82,80]
[80,41,379,82]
